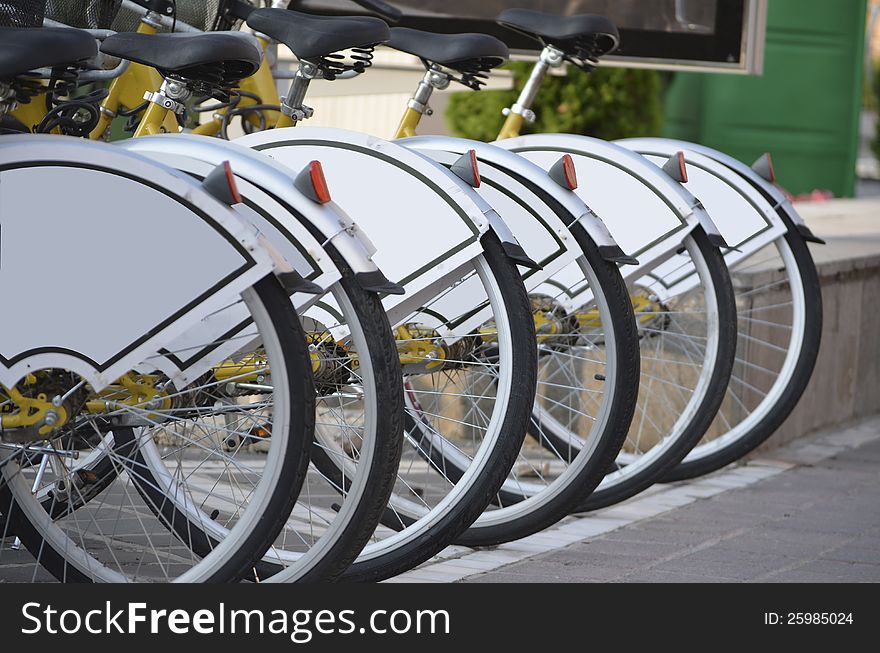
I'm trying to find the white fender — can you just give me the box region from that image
[495,134,727,279]
[401,136,591,293]
[237,127,502,339]
[402,136,630,266]
[120,135,409,344]
[621,138,823,244]
[121,134,346,297]
[0,136,278,391]
[614,139,789,297]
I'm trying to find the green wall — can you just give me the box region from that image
[664,0,867,197]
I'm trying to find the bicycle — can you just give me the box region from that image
[0,23,318,582]
[621,140,823,482]
[359,25,644,546]
[3,5,414,582]
[89,0,732,568]
[487,8,821,504]
[49,1,542,581]
[384,11,739,514]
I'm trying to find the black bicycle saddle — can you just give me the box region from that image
[0,27,97,78]
[100,31,262,85]
[388,27,509,73]
[497,9,619,62]
[246,9,390,61]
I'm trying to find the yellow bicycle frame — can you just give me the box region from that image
[392,81,525,141]
[394,106,422,140]
[191,36,284,136]
[89,22,180,139]
[497,111,525,140]
[92,23,286,140]
[14,19,291,140]
[9,94,52,134]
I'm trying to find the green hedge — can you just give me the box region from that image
[446,61,663,142]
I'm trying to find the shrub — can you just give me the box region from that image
[445,61,663,142]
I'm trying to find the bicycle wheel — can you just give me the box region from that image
[664,222,821,480]
[331,232,537,582]
[451,221,639,545]
[0,275,315,582]
[240,250,406,582]
[574,226,738,510]
[111,133,405,580]
[66,248,405,583]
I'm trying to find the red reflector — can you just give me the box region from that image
[470,150,481,188]
[562,154,578,190]
[765,153,776,183]
[309,160,331,204]
[676,151,688,184]
[223,160,242,205]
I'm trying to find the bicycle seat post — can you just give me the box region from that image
[138,77,191,135]
[498,45,564,140]
[495,10,619,139]
[277,61,319,127]
[396,66,450,138]
[385,28,508,139]
[244,8,390,128]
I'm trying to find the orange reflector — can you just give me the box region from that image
[309,160,331,204]
[562,154,578,190]
[223,160,242,205]
[765,153,776,183]
[676,152,688,184]
[250,425,272,439]
[470,150,481,188]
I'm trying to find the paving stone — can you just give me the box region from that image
[431,557,500,571]
[569,538,683,561]
[822,545,880,566]
[793,559,880,582]
[499,541,561,554]
[464,571,579,583]
[649,549,799,581]
[624,569,739,583]
[715,532,849,559]
[457,417,880,584]
[760,569,850,583]
[524,551,653,573]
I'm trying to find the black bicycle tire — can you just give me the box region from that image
[0,274,315,583]
[265,245,405,581]
[340,231,537,582]
[663,221,822,481]
[577,226,738,511]
[455,222,640,545]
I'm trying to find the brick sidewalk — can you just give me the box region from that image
[388,415,880,583]
[463,419,880,583]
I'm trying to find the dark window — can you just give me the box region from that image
[298,0,750,67]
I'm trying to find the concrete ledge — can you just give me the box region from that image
[755,198,880,451]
